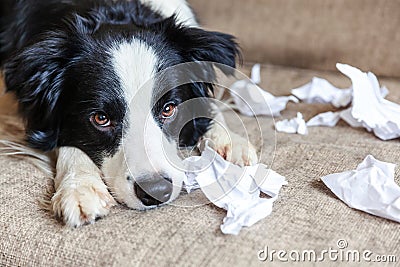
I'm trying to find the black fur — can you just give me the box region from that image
[0,0,240,166]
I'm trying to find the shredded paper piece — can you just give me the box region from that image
[230,64,298,117]
[275,64,400,139]
[230,63,400,140]
[322,155,400,223]
[336,63,400,140]
[276,111,341,134]
[275,112,308,135]
[291,75,388,108]
[183,144,287,235]
[306,111,341,127]
[298,64,400,140]
[291,77,352,108]
[250,63,261,84]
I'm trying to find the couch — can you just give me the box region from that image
[1,0,399,266]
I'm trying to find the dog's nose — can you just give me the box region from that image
[134,174,173,206]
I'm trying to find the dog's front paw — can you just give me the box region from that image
[51,175,116,227]
[207,131,258,166]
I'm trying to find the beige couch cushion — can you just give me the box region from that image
[189,0,400,78]
[1,65,400,266]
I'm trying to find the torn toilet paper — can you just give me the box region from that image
[250,63,261,84]
[275,112,308,135]
[276,111,341,134]
[281,64,400,140]
[306,111,341,127]
[291,75,388,108]
[291,77,352,108]
[322,155,400,223]
[230,64,298,117]
[336,63,400,140]
[183,144,287,235]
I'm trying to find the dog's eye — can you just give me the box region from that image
[161,103,177,119]
[91,112,111,127]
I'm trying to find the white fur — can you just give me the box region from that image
[139,0,198,27]
[52,147,116,227]
[135,0,258,166]
[102,40,185,209]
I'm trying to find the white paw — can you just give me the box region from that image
[207,131,258,166]
[51,174,116,227]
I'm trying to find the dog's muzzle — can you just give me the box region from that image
[133,174,173,206]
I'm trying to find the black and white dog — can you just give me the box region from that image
[0,0,257,227]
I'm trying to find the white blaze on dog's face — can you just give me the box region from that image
[102,40,186,209]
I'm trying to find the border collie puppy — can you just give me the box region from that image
[0,0,257,227]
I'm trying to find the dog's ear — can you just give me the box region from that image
[181,28,241,74]
[162,18,241,75]
[4,31,68,150]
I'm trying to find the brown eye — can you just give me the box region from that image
[161,103,176,119]
[92,112,111,127]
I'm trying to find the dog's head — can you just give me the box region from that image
[3,5,239,209]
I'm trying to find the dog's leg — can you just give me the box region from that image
[51,147,116,227]
[203,110,258,166]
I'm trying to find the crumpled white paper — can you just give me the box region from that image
[291,77,352,108]
[322,155,400,223]
[275,112,308,135]
[183,144,287,235]
[299,64,400,140]
[306,111,341,127]
[250,63,261,84]
[276,111,342,133]
[336,63,400,140]
[291,75,388,108]
[230,64,298,117]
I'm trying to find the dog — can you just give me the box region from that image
[0,0,258,227]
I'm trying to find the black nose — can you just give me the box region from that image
[134,174,173,206]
